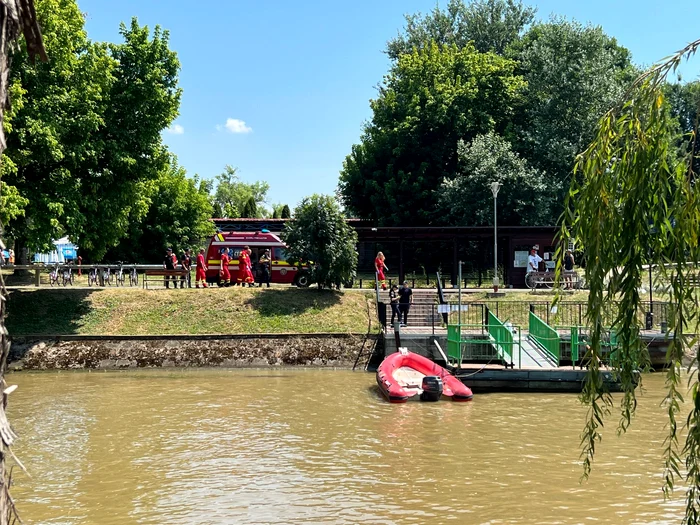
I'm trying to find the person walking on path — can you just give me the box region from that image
[163,247,177,288]
[219,248,231,286]
[375,252,388,290]
[258,249,271,288]
[180,249,193,288]
[398,281,413,326]
[564,250,575,289]
[389,284,400,325]
[195,248,208,288]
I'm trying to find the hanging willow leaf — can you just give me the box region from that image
[555,37,700,522]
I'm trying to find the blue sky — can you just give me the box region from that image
[78,0,700,211]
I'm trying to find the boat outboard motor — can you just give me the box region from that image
[420,376,443,402]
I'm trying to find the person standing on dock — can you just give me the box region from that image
[398,281,413,326]
[375,252,388,290]
[389,284,400,325]
[195,248,208,288]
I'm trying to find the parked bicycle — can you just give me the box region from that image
[49,264,60,286]
[115,262,126,286]
[61,264,73,286]
[129,265,138,286]
[102,265,112,286]
[88,266,98,286]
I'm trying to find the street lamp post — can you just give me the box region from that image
[490,182,502,293]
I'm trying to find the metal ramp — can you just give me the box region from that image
[514,334,557,369]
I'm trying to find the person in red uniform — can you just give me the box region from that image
[219,248,230,286]
[195,248,208,288]
[237,246,255,286]
[375,251,388,290]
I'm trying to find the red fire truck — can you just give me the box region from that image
[204,231,311,287]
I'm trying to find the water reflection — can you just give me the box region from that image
[6,369,688,524]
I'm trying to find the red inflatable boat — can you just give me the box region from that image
[376,349,473,403]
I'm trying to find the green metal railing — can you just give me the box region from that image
[529,311,561,366]
[487,311,516,367]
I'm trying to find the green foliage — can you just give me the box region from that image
[666,80,700,175]
[556,38,700,522]
[512,19,636,208]
[339,42,525,225]
[241,196,257,218]
[386,0,536,59]
[281,194,358,289]
[3,1,181,260]
[280,204,291,219]
[212,165,269,218]
[105,158,215,263]
[0,181,28,228]
[437,132,548,225]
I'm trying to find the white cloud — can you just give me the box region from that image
[220,118,252,134]
[166,124,184,135]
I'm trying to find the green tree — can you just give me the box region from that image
[241,196,257,218]
[666,80,700,175]
[212,165,269,218]
[338,42,525,225]
[437,132,548,225]
[512,19,636,210]
[556,38,700,522]
[3,1,181,261]
[105,158,215,262]
[281,194,358,289]
[271,203,290,219]
[386,0,536,59]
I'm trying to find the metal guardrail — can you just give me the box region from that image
[528,310,560,365]
[487,310,516,367]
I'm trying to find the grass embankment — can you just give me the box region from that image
[6,287,377,336]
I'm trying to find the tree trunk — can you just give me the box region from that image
[0,2,45,522]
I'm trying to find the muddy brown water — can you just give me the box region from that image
[5,369,688,524]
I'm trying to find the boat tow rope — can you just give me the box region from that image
[434,339,500,378]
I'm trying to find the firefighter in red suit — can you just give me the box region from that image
[237,246,255,286]
[195,248,208,288]
[219,248,230,286]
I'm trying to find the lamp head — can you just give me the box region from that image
[490,181,502,197]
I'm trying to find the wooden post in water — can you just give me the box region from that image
[0,2,45,522]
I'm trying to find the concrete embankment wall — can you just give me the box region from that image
[8,334,380,370]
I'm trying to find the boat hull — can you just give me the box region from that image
[376,350,473,403]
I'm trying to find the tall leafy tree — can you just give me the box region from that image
[437,132,548,225]
[241,196,257,218]
[338,42,525,225]
[386,0,536,59]
[281,195,358,289]
[280,204,291,219]
[211,165,269,218]
[3,0,181,261]
[105,158,214,263]
[666,80,700,175]
[512,19,636,210]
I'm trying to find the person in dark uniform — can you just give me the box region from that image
[163,247,176,288]
[258,249,271,287]
[389,284,400,325]
[180,249,192,288]
[398,281,413,326]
